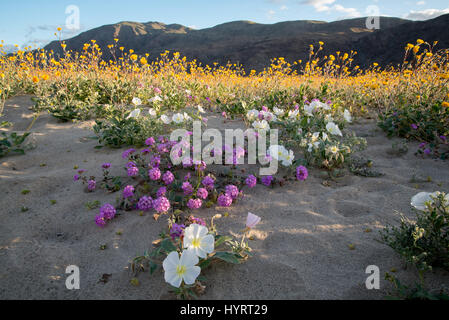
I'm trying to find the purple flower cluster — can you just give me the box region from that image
[261,176,274,187]
[95,204,116,227]
[122,148,136,159]
[157,187,167,198]
[162,171,175,185]
[88,180,96,192]
[153,196,171,213]
[170,223,185,240]
[123,185,135,198]
[150,155,161,168]
[102,163,111,169]
[187,198,203,210]
[296,166,309,181]
[182,182,194,196]
[218,193,233,207]
[145,137,156,147]
[202,176,215,191]
[127,162,139,177]
[197,188,209,200]
[190,216,206,226]
[137,196,153,211]
[225,185,239,200]
[245,175,257,188]
[148,167,161,181]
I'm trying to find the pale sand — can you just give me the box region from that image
[1,95,448,300]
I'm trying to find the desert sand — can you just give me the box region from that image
[1,95,448,300]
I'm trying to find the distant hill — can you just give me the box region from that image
[44,14,449,71]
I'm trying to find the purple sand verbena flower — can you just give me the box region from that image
[218,194,233,207]
[137,196,153,211]
[123,185,135,199]
[162,171,175,185]
[122,148,136,159]
[296,166,309,181]
[73,175,80,182]
[182,182,194,196]
[261,176,274,187]
[170,223,185,240]
[95,213,106,227]
[102,163,111,169]
[149,155,161,168]
[153,196,171,213]
[190,216,206,226]
[225,185,240,200]
[148,167,161,181]
[157,187,167,198]
[245,175,257,188]
[197,188,209,200]
[100,204,116,220]
[127,166,139,177]
[88,180,96,192]
[187,198,203,210]
[202,176,215,191]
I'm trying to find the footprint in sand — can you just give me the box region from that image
[334,200,371,218]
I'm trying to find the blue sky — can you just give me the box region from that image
[1,0,448,50]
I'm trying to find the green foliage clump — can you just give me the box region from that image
[380,192,449,272]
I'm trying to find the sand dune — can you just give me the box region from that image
[1,95,448,299]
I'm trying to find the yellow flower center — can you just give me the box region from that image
[191,237,201,248]
[176,265,187,277]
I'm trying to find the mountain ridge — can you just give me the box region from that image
[44,14,449,71]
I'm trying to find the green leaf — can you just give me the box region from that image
[215,235,232,248]
[160,238,177,254]
[213,251,241,264]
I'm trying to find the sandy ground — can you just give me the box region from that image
[1,95,448,300]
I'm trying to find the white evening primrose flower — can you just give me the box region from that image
[304,104,315,116]
[163,250,201,288]
[411,192,448,211]
[319,101,331,110]
[344,109,352,123]
[183,224,215,259]
[185,89,192,95]
[273,107,285,116]
[183,112,192,121]
[149,95,163,103]
[197,105,205,113]
[288,109,299,120]
[324,114,334,123]
[148,108,157,118]
[172,113,184,124]
[268,145,288,161]
[281,150,295,167]
[247,109,259,121]
[252,119,270,131]
[132,97,142,106]
[326,122,343,137]
[126,109,141,119]
[161,114,171,124]
[329,146,339,154]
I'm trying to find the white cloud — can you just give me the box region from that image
[404,7,449,20]
[416,1,426,5]
[267,9,276,19]
[280,5,288,10]
[333,4,361,18]
[302,0,336,12]
[301,0,361,18]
